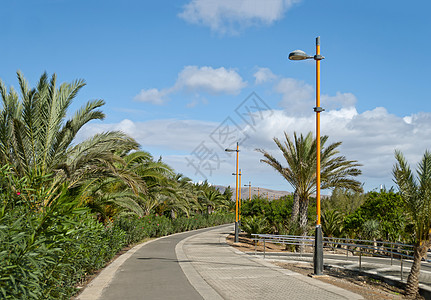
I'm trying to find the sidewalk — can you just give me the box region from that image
[255,251,431,299]
[176,225,363,300]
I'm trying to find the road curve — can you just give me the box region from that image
[77,226,222,300]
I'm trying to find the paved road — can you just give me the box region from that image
[77,227,215,300]
[78,224,362,300]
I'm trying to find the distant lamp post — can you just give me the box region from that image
[239,169,242,225]
[244,181,252,201]
[225,142,240,243]
[288,36,325,276]
[233,170,242,226]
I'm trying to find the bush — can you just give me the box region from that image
[0,195,128,299]
[241,215,270,237]
[344,191,409,241]
[241,196,294,234]
[0,181,234,300]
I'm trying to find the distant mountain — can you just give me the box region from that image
[214,185,292,201]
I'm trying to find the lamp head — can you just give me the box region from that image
[288,50,312,60]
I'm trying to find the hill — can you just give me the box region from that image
[214,185,292,201]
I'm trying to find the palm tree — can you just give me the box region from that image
[393,150,431,299]
[112,151,177,218]
[0,72,139,207]
[82,177,145,222]
[257,131,362,236]
[200,189,226,214]
[321,209,344,237]
[361,219,381,253]
[163,173,199,218]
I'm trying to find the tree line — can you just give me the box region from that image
[252,131,431,299]
[0,72,233,299]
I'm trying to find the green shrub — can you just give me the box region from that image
[0,183,233,300]
[0,197,128,299]
[241,215,270,237]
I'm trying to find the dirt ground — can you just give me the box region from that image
[226,233,409,300]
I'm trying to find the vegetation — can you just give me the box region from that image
[241,195,316,236]
[343,191,408,241]
[322,187,365,215]
[393,150,431,299]
[2,71,430,299]
[241,215,270,237]
[240,163,430,298]
[256,131,362,236]
[0,72,234,299]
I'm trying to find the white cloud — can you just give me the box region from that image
[254,67,277,84]
[322,92,357,110]
[175,66,246,94]
[91,66,431,192]
[275,78,358,114]
[275,78,314,114]
[133,88,170,105]
[245,107,431,190]
[179,0,300,34]
[76,118,219,152]
[77,104,431,192]
[134,66,246,105]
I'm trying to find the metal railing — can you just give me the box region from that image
[251,233,427,281]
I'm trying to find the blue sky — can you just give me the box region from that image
[1,0,431,193]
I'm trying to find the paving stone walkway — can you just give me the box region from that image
[177,225,362,300]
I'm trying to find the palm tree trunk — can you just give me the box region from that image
[298,197,309,252]
[405,243,428,299]
[290,191,299,225]
[299,198,309,235]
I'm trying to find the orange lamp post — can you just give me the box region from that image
[225,142,240,242]
[244,181,252,201]
[239,170,242,224]
[288,36,325,275]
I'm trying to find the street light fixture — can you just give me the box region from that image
[288,36,325,276]
[288,50,313,60]
[225,142,240,243]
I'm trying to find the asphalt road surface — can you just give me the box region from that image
[98,228,216,300]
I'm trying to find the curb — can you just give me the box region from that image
[176,228,228,300]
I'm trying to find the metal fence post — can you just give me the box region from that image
[401,256,403,281]
[263,238,266,259]
[359,248,362,270]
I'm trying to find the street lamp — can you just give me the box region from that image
[239,169,242,226]
[288,36,325,276]
[225,142,240,243]
[244,181,252,201]
[232,169,242,227]
[255,187,260,197]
